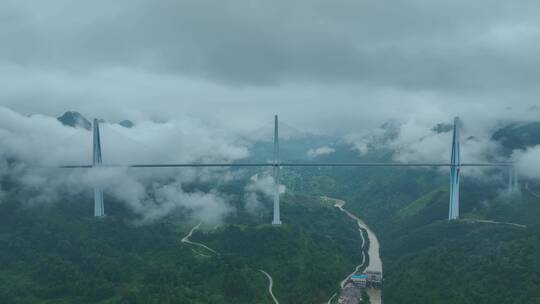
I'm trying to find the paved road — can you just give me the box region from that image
[259,270,279,304]
[182,224,279,303]
[181,222,217,254]
[463,218,526,228]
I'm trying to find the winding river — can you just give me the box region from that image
[324,197,383,304]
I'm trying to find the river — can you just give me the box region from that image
[324,197,383,304]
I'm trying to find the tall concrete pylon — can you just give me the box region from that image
[513,167,519,192]
[93,119,105,217]
[449,117,461,220]
[508,165,519,194]
[272,115,282,225]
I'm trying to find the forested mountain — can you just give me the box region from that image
[492,121,540,155]
[57,112,135,130]
[281,148,540,304]
[57,111,92,130]
[0,172,362,304]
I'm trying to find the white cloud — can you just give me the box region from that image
[243,173,285,215]
[307,146,336,158]
[514,146,540,179]
[388,119,501,167]
[0,106,253,224]
[346,117,506,177]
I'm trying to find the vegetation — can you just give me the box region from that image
[282,160,540,304]
[0,189,362,304]
[383,221,540,304]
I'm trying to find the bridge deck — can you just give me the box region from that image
[58,162,513,168]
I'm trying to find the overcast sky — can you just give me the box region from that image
[2,0,540,134]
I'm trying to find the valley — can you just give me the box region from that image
[2,112,540,303]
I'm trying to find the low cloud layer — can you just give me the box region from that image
[0,106,249,166]
[0,106,251,224]
[389,120,500,165]
[345,117,514,179]
[244,173,285,215]
[514,147,540,179]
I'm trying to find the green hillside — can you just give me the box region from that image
[282,162,540,304]
[0,191,362,304]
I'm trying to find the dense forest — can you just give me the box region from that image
[0,180,363,303]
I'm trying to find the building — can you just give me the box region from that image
[350,274,368,288]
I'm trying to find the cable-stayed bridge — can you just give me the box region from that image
[62,116,517,225]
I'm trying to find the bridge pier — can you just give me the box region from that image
[272,115,282,225]
[93,119,105,217]
[449,117,461,220]
[508,166,519,194]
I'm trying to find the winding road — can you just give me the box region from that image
[182,223,278,303]
[463,218,526,228]
[181,222,217,254]
[259,270,279,304]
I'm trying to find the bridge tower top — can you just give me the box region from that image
[449,116,461,220]
[274,115,279,165]
[93,119,103,166]
[93,119,105,217]
[272,115,282,225]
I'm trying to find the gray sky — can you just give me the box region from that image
[2,0,540,133]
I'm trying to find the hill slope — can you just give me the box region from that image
[0,192,362,304]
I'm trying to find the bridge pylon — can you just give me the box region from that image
[508,166,519,194]
[448,117,461,220]
[272,115,282,225]
[93,119,105,217]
